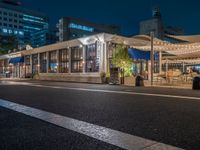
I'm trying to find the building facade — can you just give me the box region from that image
[57,17,121,42]
[0,33,119,83]
[139,8,184,40]
[1,33,200,85]
[0,0,49,48]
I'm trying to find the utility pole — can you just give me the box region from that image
[150,31,154,86]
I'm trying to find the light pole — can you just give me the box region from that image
[150,31,154,86]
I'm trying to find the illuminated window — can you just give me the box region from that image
[2,28,7,33]
[49,51,58,73]
[40,52,47,73]
[85,43,99,72]
[71,47,83,73]
[18,31,24,36]
[59,49,69,73]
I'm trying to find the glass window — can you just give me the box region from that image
[25,55,30,65]
[71,47,83,73]
[32,54,38,74]
[108,42,117,58]
[40,52,47,73]
[59,49,69,73]
[0,60,4,74]
[25,55,31,76]
[49,51,58,73]
[85,43,99,72]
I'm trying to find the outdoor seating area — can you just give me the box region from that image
[153,69,199,86]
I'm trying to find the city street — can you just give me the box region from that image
[0,80,200,150]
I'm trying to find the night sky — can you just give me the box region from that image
[20,0,200,36]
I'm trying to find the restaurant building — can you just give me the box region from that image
[0,33,127,83]
[1,33,200,85]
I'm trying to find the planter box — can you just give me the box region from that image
[124,76,135,86]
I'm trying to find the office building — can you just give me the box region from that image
[57,17,121,42]
[0,0,49,48]
[139,7,184,39]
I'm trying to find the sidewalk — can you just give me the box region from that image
[0,78,32,81]
[146,84,192,90]
[0,78,193,90]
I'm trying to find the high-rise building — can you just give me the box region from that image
[139,7,184,39]
[139,7,164,39]
[57,17,121,42]
[0,0,49,48]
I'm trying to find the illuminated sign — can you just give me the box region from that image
[69,23,94,32]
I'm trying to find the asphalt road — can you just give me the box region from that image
[0,80,200,150]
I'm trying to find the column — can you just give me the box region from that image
[38,53,40,73]
[182,61,185,73]
[96,41,102,73]
[104,42,108,73]
[46,51,49,73]
[68,47,71,73]
[18,63,20,78]
[82,45,86,73]
[165,59,168,76]
[150,31,154,86]
[159,51,162,74]
[57,50,59,73]
[30,54,33,74]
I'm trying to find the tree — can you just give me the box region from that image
[112,44,133,77]
[0,35,18,54]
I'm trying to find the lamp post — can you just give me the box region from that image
[150,31,154,86]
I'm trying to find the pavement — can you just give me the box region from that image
[0,80,200,150]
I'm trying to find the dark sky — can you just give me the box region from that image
[20,0,200,36]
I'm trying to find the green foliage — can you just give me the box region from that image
[0,50,7,55]
[112,45,133,77]
[0,35,18,54]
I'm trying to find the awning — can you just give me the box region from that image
[128,48,150,60]
[9,57,24,64]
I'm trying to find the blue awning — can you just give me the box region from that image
[9,57,24,64]
[128,48,150,60]
[128,48,160,61]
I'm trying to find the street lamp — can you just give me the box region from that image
[150,31,154,86]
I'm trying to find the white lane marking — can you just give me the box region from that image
[0,99,184,150]
[1,81,200,100]
[30,84,200,101]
